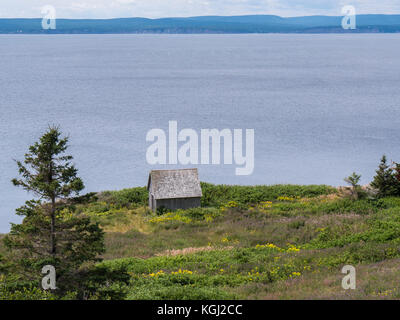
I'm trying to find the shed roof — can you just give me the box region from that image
[147,168,202,200]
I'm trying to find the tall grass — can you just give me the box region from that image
[95,183,336,209]
[6,183,400,300]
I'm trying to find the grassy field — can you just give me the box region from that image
[52,183,400,300]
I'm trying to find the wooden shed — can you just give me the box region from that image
[147,168,202,212]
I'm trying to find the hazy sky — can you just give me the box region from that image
[1,0,399,18]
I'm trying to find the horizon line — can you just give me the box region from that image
[1,13,400,20]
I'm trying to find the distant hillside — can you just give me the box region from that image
[1,14,400,34]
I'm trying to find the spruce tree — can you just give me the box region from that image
[344,172,362,200]
[371,155,399,197]
[392,162,400,195]
[4,127,104,293]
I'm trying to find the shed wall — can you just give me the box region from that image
[156,197,201,211]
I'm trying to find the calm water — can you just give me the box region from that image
[1,34,400,232]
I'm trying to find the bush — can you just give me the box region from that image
[127,282,236,300]
[94,184,336,210]
[99,187,148,207]
[200,183,336,207]
[0,286,58,300]
[156,206,169,216]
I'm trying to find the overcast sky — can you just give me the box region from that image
[1,0,399,18]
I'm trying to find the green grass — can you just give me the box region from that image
[200,182,336,207]
[3,184,400,299]
[93,183,336,209]
[68,186,400,299]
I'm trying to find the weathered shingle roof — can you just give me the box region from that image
[147,168,202,200]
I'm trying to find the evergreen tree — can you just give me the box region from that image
[370,155,399,197]
[4,127,104,294]
[392,162,400,195]
[344,172,362,200]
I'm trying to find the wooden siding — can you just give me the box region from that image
[154,197,201,211]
